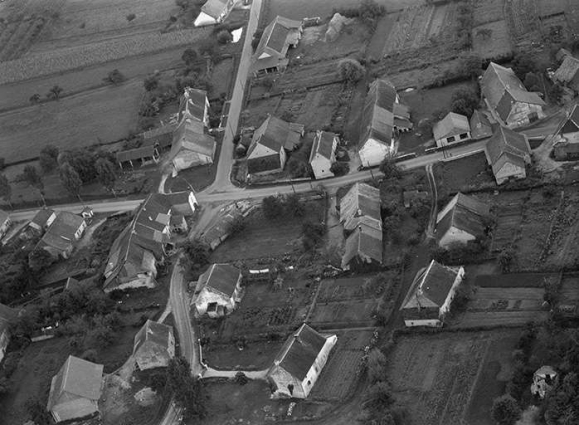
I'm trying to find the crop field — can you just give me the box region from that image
[310,330,374,401]
[309,299,377,327]
[560,275,579,303]
[474,272,559,288]
[473,0,505,26]
[273,59,343,93]
[472,20,512,60]
[491,202,524,252]
[541,188,579,269]
[505,0,542,48]
[0,80,141,163]
[433,152,494,199]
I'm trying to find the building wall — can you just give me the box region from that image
[104,273,157,293]
[268,366,305,398]
[0,218,10,239]
[359,138,393,167]
[51,398,100,423]
[438,227,476,249]
[439,266,465,317]
[194,12,217,27]
[173,151,213,172]
[0,328,9,363]
[311,156,333,179]
[495,161,526,185]
[74,221,87,240]
[436,131,472,148]
[300,335,337,398]
[506,102,545,129]
[195,288,235,316]
[403,318,442,327]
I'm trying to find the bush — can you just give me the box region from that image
[330,161,349,176]
[491,394,521,425]
[451,88,479,117]
[337,58,365,84]
[262,195,284,220]
[287,157,309,178]
[126,13,136,22]
[106,69,125,84]
[143,75,159,92]
[217,30,233,44]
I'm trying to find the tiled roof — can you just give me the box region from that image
[436,193,490,241]
[253,16,302,72]
[339,183,381,231]
[433,112,470,141]
[178,88,207,123]
[247,115,303,158]
[486,126,530,168]
[309,131,336,162]
[560,104,579,135]
[134,320,173,353]
[30,208,55,228]
[402,260,461,310]
[341,218,383,269]
[469,110,493,140]
[359,79,399,148]
[201,0,232,19]
[199,263,241,298]
[554,55,579,85]
[116,145,157,163]
[171,118,216,158]
[274,323,329,380]
[39,212,84,252]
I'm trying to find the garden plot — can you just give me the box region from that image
[433,152,494,199]
[542,189,579,269]
[559,275,579,305]
[472,20,512,60]
[491,196,525,252]
[309,300,377,328]
[273,59,343,93]
[473,0,505,26]
[467,287,545,312]
[505,0,542,48]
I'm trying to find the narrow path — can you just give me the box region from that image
[425,163,437,239]
[202,367,268,380]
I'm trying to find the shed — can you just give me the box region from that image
[433,112,471,147]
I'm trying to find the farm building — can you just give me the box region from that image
[341,217,383,271]
[0,209,11,240]
[338,182,381,232]
[554,54,579,93]
[34,212,86,260]
[433,112,471,147]
[116,145,160,169]
[246,114,304,176]
[481,62,545,128]
[267,323,337,399]
[485,126,532,185]
[198,201,254,250]
[47,355,104,423]
[309,130,338,179]
[103,192,194,292]
[401,260,465,327]
[170,215,188,233]
[0,303,17,363]
[194,0,236,26]
[133,320,175,370]
[469,110,493,140]
[531,366,558,398]
[358,79,412,167]
[252,16,303,76]
[553,105,579,160]
[163,190,198,216]
[436,193,490,249]
[26,208,57,235]
[192,263,243,317]
[142,123,178,153]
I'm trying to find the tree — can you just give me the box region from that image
[28,248,54,271]
[20,165,45,205]
[144,75,159,92]
[181,47,198,67]
[47,84,63,100]
[216,30,233,44]
[287,157,309,178]
[548,83,564,104]
[227,215,247,236]
[262,196,284,220]
[367,348,387,383]
[59,163,83,200]
[512,54,537,80]
[379,157,401,180]
[181,239,210,270]
[523,72,541,92]
[58,149,98,183]
[338,59,365,84]
[330,161,349,176]
[198,39,217,58]
[106,69,125,84]
[284,193,305,217]
[25,398,53,425]
[460,54,483,79]
[451,88,479,117]
[302,221,326,251]
[167,357,208,420]
[498,248,515,273]
[29,93,41,104]
[39,145,59,173]
[491,394,521,425]
[126,13,136,21]
[95,157,117,195]
[364,382,394,413]
[0,174,12,209]
[359,0,385,25]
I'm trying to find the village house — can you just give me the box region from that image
[26,208,57,236]
[341,218,383,270]
[436,193,490,249]
[252,16,303,76]
[309,130,338,179]
[481,62,545,129]
[267,323,337,399]
[163,191,198,216]
[170,215,188,234]
[194,0,236,27]
[358,79,412,167]
[338,182,381,232]
[116,145,160,169]
[47,355,104,423]
[0,209,11,240]
[192,263,243,317]
[198,201,254,250]
[34,211,86,260]
[433,112,471,147]
[553,105,579,160]
[142,123,178,154]
[0,303,17,363]
[554,52,579,93]
[246,114,304,176]
[401,260,465,327]
[531,366,558,398]
[469,110,493,140]
[133,320,175,370]
[485,125,532,185]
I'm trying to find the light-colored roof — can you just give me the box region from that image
[253,16,302,72]
[134,320,173,354]
[469,110,493,140]
[0,209,9,225]
[433,112,470,141]
[402,260,461,310]
[39,212,85,253]
[359,79,398,149]
[560,104,579,135]
[436,193,490,241]
[486,126,530,177]
[309,131,337,162]
[554,55,579,85]
[171,118,216,158]
[198,263,241,298]
[29,208,55,228]
[339,183,381,231]
[247,114,303,158]
[178,88,208,123]
[201,0,233,19]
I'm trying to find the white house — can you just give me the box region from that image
[309,130,337,179]
[133,320,175,370]
[553,105,579,160]
[433,112,471,147]
[194,0,237,27]
[436,193,490,249]
[401,260,465,327]
[267,323,337,399]
[192,264,243,317]
[0,209,11,240]
[485,126,531,185]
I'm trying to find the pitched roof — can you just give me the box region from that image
[39,212,85,252]
[253,16,302,71]
[309,131,337,162]
[436,193,490,241]
[47,356,103,411]
[433,112,470,141]
[341,218,383,269]
[554,55,579,84]
[274,323,330,380]
[469,110,493,139]
[0,209,9,225]
[486,126,530,173]
[134,320,173,354]
[560,104,579,135]
[339,183,381,231]
[0,303,17,325]
[247,115,303,158]
[402,260,461,310]
[171,118,216,158]
[178,88,208,123]
[359,79,399,148]
[30,208,55,228]
[201,0,232,19]
[199,263,241,298]
[116,145,157,163]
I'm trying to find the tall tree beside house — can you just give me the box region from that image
[47,84,63,100]
[58,149,98,183]
[379,157,401,180]
[95,157,117,196]
[0,174,12,209]
[39,145,60,173]
[459,53,483,79]
[29,248,54,271]
[451,88,479,117]
[167,357,208,420]
[59,163,83,200]
[181,239,210,271]
[25,398,53,425]
[20,165,45,205]
[338,58,365,85]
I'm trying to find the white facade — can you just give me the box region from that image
[438,227,476,249]
[359,138,394,167]
[194,284,240,317]
[505,102,545,129]
[494,161,526,185]
[0,216,11,240]
[0,327,9,363]
[194,12,218,27]
[435,130,471,148]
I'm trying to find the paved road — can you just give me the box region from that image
[206,0,263,194]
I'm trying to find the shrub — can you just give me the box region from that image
[491,394,521,425]
[143,75,159,92]
[330,161,349,176]
[287,157,309,178]
[262,196,284,220]
[106,69,125,84]
[451,87,479,117]
[337,58,365,84]
[126,13,136,22]
[217,30,233,44]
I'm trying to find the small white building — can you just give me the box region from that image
[192,264,242,317]
[133,320,175,370]
[433,112,471,147]
[194,0,237,27]
[401,260,465,327]
[309,130,338,179]
[436,193,490,249]
[267,323,337,399]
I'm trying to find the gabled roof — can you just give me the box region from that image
[273,323,329,380]
[30,208,55,228]
[436,193,490,241]
[134,320,173,354]
[247,115,303,158]
[433,112,470,140]
[554,55,579,85]
[341,218,383,269]
[469,110,493,139]
[47,356,103,411]
[486,126,530,172]
[171,118,216,158]
[560,104,579,135]
[116,145,157,163]
[39,212,85,252]
[339,183,381,231]
[199,264,241,298]
[402,260,461,310]
[178,88,208,123]
[201,0,233,20]
[309,131,337,162]
[0,209,9,225]
[359,79,400,148]
[253,16,302,71]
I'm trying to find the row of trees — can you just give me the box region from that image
[29,85,63,104]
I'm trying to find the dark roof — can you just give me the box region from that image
[164,191,193,207]
[134,320,173,353]
[486,126,530,170]
[402,260,461,310]
[359,79,398,148]
[436,193,490,241]
[309,131,336,162]
[274,323,328,380]
[560,104,579,135]
[116,145,157,163]
[178,88,207,123]
[341,218,383,269]
[47,356,103,411]
[469,110,493,140]
[554,55,579,84]
[253,16,302,72]
[433,112,470,141]
[39,212,85,252]
[30,208,55,228]
[339,183,381,231]
[0,209,9,225]
[247,115,303,158]
[199,264,241,297]
[247,153,282,174]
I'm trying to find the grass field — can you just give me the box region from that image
[432,151,494,199]
[0,80,141,163]
[472,20,512,60]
